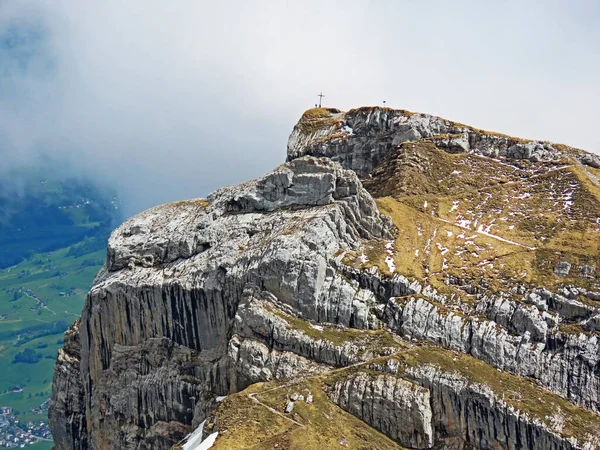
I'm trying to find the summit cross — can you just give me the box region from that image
[318,92,325,108]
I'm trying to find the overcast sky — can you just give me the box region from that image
[1,1,599,215]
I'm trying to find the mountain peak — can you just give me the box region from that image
[288,106,600,177]
[50,106,600,450]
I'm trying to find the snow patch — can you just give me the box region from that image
[450,200,459,212]
[359,249,369,264]
[384,241,396,272]
[385,256,396,273]
[216,396,227,403]
[197,433,218,450]
[182,420,206,450]
[477,229,536,250]
[435,242,449,255]
[310,323,324,332]
[514,193,531,200]
[477,224,493,234]
[182,421,218,450]
[456,219,472,229]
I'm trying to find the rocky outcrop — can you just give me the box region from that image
[527,288,598,322]
[233,290,365,368]
[328,372,434,449]
[325,357,600,450]
[287,107,564,177]
[381,294,600,413]
[48,320,87,450]
[407,365,585,450]
[50,107,600,450]
[330,261,600,414]
[107,157,392,273]
[50,156,394,449]
[581,153,600,169]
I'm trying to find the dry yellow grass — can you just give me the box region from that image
[210,379,408,450]
[208,343,600,448]
[353,142,600,294]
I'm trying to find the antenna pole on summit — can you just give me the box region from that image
[318,92,325,108]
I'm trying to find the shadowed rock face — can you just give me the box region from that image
[50,108,600,450]
[49,320,87,450]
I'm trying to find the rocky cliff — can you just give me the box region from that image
[50,107,600,449]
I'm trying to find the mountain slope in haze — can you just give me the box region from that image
[0,171,119,268]
[0,174,120,449]
[50,107,600,450]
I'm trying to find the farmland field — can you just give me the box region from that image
[0,172,120,446]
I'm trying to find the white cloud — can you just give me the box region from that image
[0,0,598,214]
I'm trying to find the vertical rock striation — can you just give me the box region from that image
[328,372,434,449]
[50,157,394,449]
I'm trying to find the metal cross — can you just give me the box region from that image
[318,92,325,108]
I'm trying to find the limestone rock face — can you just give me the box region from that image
[50,108,600,450]
[48,320,87,450]
[287,107,563,177]
[107,157,391,273]
[382,294,600,413]
[407,366,582,450]
[49,156,394,449]
[328,372,434,449]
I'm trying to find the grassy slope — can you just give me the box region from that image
[355,143,600,297]
[210,379,408,450]
[0,172,117,430]
[0,245,104,421]
[204,320,600,448]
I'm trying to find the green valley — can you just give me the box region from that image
[0,172,120,448]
